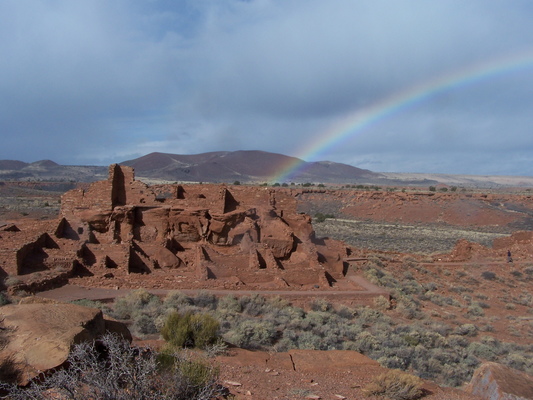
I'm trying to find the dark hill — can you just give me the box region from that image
[121,151,381,183]
[0,160,28,170]
[29,160,60,168]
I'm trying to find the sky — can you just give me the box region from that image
[1,0,533,176]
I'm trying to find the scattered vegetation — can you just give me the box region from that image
[0,333,220,399]
[102,283,533,388]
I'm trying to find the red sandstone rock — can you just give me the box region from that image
[0,299,131,385]
[466,362,533,400]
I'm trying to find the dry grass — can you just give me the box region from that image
[364,369,424,400]
[313,219,506,253]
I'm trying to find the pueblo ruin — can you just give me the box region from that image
[0,164,371,298]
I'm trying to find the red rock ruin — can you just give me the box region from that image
[1,165,356,293]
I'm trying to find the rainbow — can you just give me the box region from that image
[271,50,533,183]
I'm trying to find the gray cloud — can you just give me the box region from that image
[1,0,532,175]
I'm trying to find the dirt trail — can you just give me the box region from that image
[36,275,390,304]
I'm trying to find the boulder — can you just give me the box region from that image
[466,362,533,400]
[0,300,131,384]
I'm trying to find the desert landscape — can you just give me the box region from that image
[1,157,533,399]
[3,1,533,398]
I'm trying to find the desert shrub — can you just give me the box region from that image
[314,213,335,223]
[111,290,164,337]
[132,311,159,335]
[3,277,21,288]
[419,331,446,348]
[481,271,496,280]
[475,301,490,309]
[355,306,389,326]
[364,369,423,400]
[450,285,471,294]
[223,319,277,348]
[0,354,21,384]
[0,292,10,307]
[192,291,218,310]
[512,292,533,306]
[441,361,476,387]
[267,295,290,309]
[310,298,333,312]
[216,295,242,314]
[295,330,324,350]
[354,331,379,353]
[273,337,296,352]
[336,305,355,319]
[378,355,409,370]
[239,294,270,316]
[176,356,219,390]
[1,333,219,399]
[426,292,446,306]
[467,342,498,361]
[503,353,529,371]
[161,311,220,349]
[112,289,161,320]
[373,295,390,311]
[400,280,425,295]
[204,340,228,358]
[163,291,193,310]
[466,305,485,317]
[454,324,478,337]
[396,297,423,320]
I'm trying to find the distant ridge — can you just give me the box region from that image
[121,150,380,183]
[1,151,533,187]
[0,160,28,170]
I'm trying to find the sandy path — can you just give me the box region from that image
[36,275,389,303]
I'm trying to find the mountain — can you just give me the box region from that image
[121,151,381,183]
[0,160,28,170]
[0,160,107,182]
[2,151,533,187]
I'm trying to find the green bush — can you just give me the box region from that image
[314,213,335,223]
[161,311,220,349]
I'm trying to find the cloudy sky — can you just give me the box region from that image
[1,0,533,175]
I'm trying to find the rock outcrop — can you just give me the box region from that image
[0,299,131,384]
[466,362,533,400]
